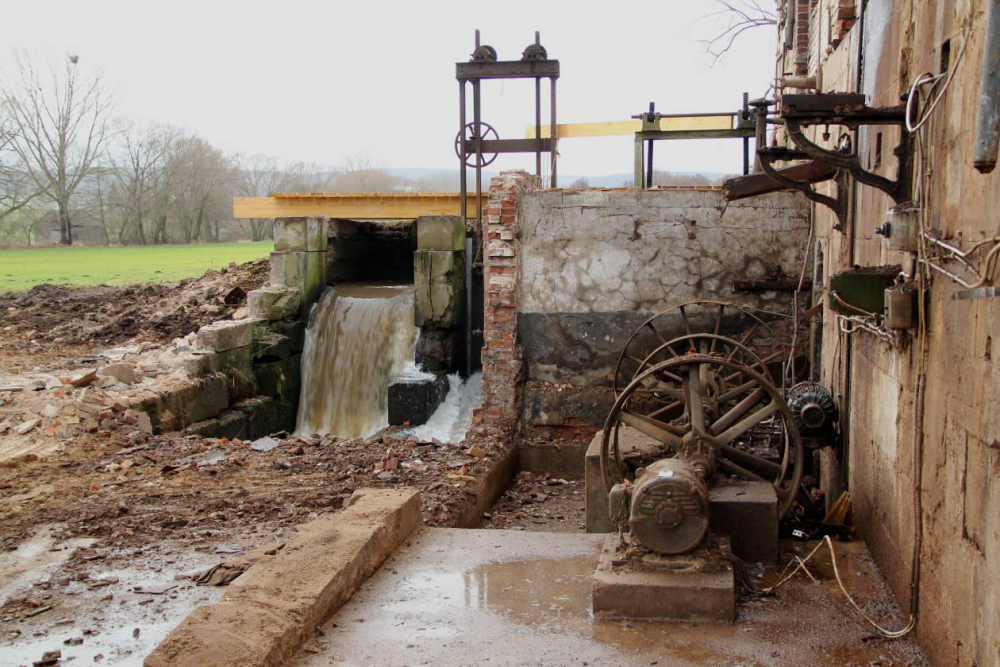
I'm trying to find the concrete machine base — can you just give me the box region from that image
[593,534,735,622]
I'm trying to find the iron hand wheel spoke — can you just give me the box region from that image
[454,122,499,167]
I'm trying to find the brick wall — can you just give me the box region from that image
[476,170,541,433]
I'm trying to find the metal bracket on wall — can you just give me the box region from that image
[778,93,911,205]
[757,147,850,231]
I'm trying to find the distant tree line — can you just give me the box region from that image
[0,52,454,248]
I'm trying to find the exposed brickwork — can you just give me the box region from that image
[794,0,812,75]
[475,170,541,434]
[833,0,856,43]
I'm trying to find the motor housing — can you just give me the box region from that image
[629,458,710,555]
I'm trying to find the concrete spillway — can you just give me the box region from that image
[296,284,417,438]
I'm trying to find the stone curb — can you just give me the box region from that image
[144,487,422,667]
[454,444,519,528]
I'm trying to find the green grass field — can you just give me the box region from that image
[0,242,273,292]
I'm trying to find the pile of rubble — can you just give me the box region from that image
[0,259,269,363]
[0,330,237,460]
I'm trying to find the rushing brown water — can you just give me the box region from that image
[295,284,418,437]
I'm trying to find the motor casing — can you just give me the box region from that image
[629,458,710,555]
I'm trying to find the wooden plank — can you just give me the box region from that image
[524,115,734,139]
[722,161,837,201]
[233,193,480,220]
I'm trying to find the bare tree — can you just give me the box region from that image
[701,1,777,62]
[331,154,398,193]
[232,153,294,242]
[109,122,174,245]
[1,52,114,244]
[0,114,43,225]
[169,135,231,243]
[569,177,591,189]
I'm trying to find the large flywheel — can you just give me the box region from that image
[600,354,805,520]
[613,299,782,396]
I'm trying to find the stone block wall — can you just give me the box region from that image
[412,216,466,374]
[262,217,329,319]
[514,188,811,434]
[132,217,329,439]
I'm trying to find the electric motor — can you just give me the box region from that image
[628,458,710,555]
[787,382,838,435]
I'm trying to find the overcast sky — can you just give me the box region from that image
[6,0,776,179]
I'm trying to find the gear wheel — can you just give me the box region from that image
[470,44,498,62]
[521,43,548,61]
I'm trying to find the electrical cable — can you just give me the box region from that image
[905,24,970,134]
[763,535,916,638]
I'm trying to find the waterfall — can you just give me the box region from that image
[412,372,483,444]
[296,284,418,438]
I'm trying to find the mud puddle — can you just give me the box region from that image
[1,526,228,666]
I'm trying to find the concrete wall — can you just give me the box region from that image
[514,188,811,433]
[773,2,999,665]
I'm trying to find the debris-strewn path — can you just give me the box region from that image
[481,473,585,532]
[0,420,514,664]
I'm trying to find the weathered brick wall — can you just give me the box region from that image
[477,171,541,432]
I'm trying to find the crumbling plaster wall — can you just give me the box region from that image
[515,188,810,433]
[777,2,1000,665]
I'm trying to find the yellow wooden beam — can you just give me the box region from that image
[233,192,480,220]
[524,115,735,138]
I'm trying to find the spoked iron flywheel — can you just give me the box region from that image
[600,354,805,519]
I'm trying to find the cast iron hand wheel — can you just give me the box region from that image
[455,122,499,168]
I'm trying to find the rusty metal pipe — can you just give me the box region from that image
[974,0,1000,172]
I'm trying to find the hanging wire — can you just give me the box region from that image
[905,24,971,134]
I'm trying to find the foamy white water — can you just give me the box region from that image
[296,284,417,438]
[412,372,483,444]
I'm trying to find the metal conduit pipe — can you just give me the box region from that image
[974,0,1000,173]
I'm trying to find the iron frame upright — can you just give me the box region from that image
[456,31,560,235]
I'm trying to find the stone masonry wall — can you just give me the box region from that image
[516,188,811,434]
[476,171,542,433]
[510,188,809,438]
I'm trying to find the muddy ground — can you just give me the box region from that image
[0,263,517,665]
[0,260,269,368]
[481,473,585,532]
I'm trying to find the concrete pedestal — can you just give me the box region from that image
[709,480,779,563]
[584,426,662,532]
[592,534,735,622]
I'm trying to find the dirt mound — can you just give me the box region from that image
[0,260,269,365]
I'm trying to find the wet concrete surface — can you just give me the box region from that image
[295,528,928,667]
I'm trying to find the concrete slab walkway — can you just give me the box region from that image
[294,528,927,667]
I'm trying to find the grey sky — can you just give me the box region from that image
[6,0,775,179]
